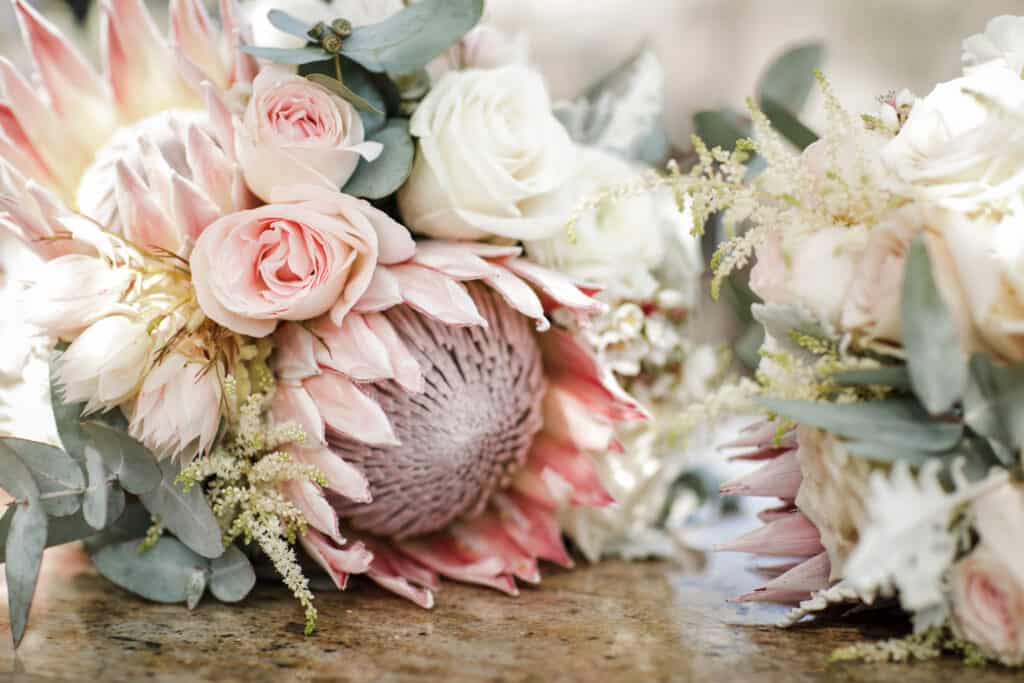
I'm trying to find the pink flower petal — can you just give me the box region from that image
[524,433,614,508]
[354,267,404,313]
[398,534,518,596]
[271,383,325,446]
[299,529,373,590]
[541,384,617,453]
[503,258,605,317]
[303,372,399,446]
[716,512,825,557]
[114,160,181,253]
[363,313,424,393]
[282,479,342,543]
[390,264,487,327]
[412,241,502,280]
[294,445,371,504]
[483,266,547,330]
[311,314,394,382]
[492,491,574,569]
[719,449,803,499]
[273,323,320,382]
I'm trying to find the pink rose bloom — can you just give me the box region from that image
[237,67,382,202]
[950,483,1024,664]
[190,185,415,337]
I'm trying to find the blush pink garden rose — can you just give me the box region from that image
[950,483,1024,664]
[190,185,415,338]
[237,68,383,202]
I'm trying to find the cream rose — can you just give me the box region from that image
[397,64,577,241]
[237,68,382,203]
[950,483,1024,665]
[750,225,868,328]
[963,15,1024,75]
[882,62,1024,211]
[190,185,414,338]
[525,146,698,295]
[841,206,975,347]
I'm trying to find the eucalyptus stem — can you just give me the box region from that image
[10,476,118,506]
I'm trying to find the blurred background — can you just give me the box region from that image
[1,0,1021,143]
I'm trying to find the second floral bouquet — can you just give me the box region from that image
[0,0,716,646]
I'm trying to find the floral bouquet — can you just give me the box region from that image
[0,0,723,649]
[693,13,1024,666]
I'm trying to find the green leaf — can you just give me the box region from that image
[758,397,964,451]
[302,58,390,133]
[82,445,109,530]
[82,503,153,555]
[758,43,824,114]
[242,45,331,65]
[759,98,819,150]
[209,546,257,603]
[306,73,384,115]
[139,459,223,559]
[902,237,967,414]
[0,438,83,517]
[267,9,314,39]
[694,108,751,151]
[7,501,47,649]
[962,353,1024,460]
[341,0,484,74]
[842,440,937,467]
[833,366,912,391]
[81,422,160,495]
[50,351,87,463]
[341,118,414,199]
[92,536,210,605]
[0,504,127,564]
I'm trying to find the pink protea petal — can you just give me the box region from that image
[482,266,548,331]
[273,323,320,382]
[299,529,373,590]
[283,479,343,543]
[503,258,605,318]
[363,313,424,393]
[0,104,51,184]
[271,383,325,445]
[762,551,831,594]
[452,514,541,584]
[303,372,399,447]
[354,268,404,313]
[541,384,617,454]
[758,503,799,523]
[411,241,502,280]
[200,82,237,158]
[390,264,487,327]
[169,0,226,89]
[295,446,371,504]
[358,537,438,609]
[218,0,258,87]
[720,419,796,451]
[398,535,518,596]
[311,315,394,382]
[511,465,574,510]
[185,123,238,216]
[171,172,221,242]
[719,450,803,499]
[731,589,815,604]
[14,0,109,116]
[716,512,825,557]
[114,160,181,253]
[524,434,613,508]
[0,57,83,193]
[538,328,648,421]
[492,491,574,569]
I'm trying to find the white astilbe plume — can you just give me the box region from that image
[843,459,1009,628]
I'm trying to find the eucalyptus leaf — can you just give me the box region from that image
[833,366,912,391]
[342,118,414,199]
[758,43,824,114]
[902,238,967,414]
[302,58,389,132]
[341,0,484,74]
[267,9,313,39]
[758,397,964,451]
[82,445,109,530]
[962,353,1024,458]
[694,108,751,152]
[306,73,384,115]
[92,536,210,604]
[751,303,834,362]
[0,506,123,564]
[841,440,938,467]
[83,503,154,555]
[242,45,330,65]
[7,500,47,648]
[0,438,83,517]
[209,546,257,603]
[50,351,87,462]
[139,459,223,559]
[759,98,819,150]
[81,422,160,495]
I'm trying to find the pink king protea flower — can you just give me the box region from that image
[272,242,649,607]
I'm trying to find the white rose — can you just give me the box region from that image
[55,315,152,413]
[525,147,698,293]
[750,225,868,328]
[248,0,404,49]
[237,68,382,203]
[963,15,1024,75]
[882,62,1024,211]
[397,65,577,241]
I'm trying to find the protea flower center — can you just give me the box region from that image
[331,285,548,539]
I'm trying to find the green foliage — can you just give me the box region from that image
[138,459,224,560]
[693,108,750,153]
[757,43,823,150]
[902,238,967,414]
[81,422,161,495]
[342,118,415,199]
[1,439,83,517]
